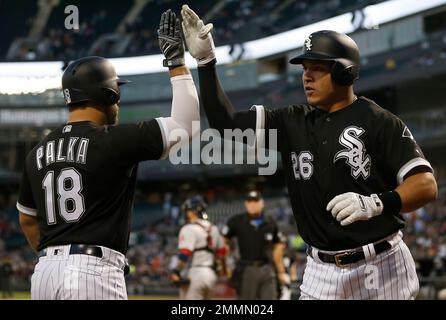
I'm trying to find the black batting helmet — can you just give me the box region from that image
[62,56,130,107]
[289,30,360,86]
[181,195,208,220]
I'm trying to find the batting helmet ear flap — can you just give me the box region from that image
[80,87,119,107]
[331,61,358,86]
[100,88,120,106]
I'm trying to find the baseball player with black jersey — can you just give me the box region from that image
[181,5,438,300]
[169,196,227,300]
[17,10,200,300]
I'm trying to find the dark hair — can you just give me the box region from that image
[68,101,106,112]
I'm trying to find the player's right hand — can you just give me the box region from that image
[158,9,185,69]
[169,273,180,282]
[169,272,181,286]
[181,4,216,65]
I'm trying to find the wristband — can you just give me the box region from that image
[163,58,185,69]
[198,58,217,68]
[377,191,402,215]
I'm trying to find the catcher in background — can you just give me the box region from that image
[169,196,227,300]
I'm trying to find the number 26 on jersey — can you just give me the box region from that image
[291,151,314,180]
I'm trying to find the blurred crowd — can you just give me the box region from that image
[0,192,35,296]
[15,9,109,61]
[7,0,385,61]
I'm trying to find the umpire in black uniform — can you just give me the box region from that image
[222,191,287,300]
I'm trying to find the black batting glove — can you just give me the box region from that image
[158,9,185,69]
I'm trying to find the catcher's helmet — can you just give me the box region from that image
[181,195,208,220]
[289,30,360,86]
[62,56,130,107]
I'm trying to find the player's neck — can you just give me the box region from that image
[68,107,107,126]
[320,88,356,113]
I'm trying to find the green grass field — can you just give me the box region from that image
[0,292,179,300]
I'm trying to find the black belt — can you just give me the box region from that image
[38,244,130,276]
[38,244,103,259]
[307,240,392,268]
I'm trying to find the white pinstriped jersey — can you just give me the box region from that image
[178,219,225,267]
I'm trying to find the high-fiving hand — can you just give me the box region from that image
[158,9,185,69]
[326,192,383,226]
[181,4,216,65]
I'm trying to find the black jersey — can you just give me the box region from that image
[222,213,285,262]
[251,97,432,250]
[17,120,163,254]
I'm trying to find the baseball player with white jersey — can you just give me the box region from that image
[17,10,199,300]
[169,196,227,300]
[180,5,438,300]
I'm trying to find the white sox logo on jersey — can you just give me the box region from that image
[334,126,371,179]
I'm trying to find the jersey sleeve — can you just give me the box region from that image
[16,166,37,217]
[377,113,433,184]
[250,105,287,151]
[108,119,164,167]
[178,225,195,255]
[250,105,284,130]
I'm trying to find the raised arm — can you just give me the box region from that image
[156,9,200,158]
[181,5,256,135]
[198,61,257,133]
[105,10,199,166]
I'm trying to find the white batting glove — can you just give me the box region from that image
[326,192,383,226]
[181,4,216,65]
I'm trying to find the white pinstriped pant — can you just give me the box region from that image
[300,231,419,300]
[31,245,128,300]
